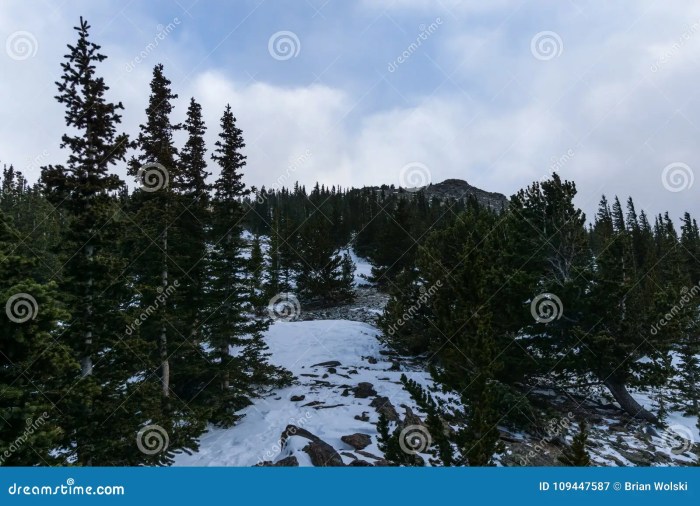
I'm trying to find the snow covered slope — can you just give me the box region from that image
[174,319,436,466]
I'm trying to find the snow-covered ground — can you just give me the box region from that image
[174,319,437,466]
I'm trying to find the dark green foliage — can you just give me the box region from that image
[558,421,591,466]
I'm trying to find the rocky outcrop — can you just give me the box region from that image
[280,425,345,467]
[341,433,372,450]
[353,382,377,398]
[370,396,399,422]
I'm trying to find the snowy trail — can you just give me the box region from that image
[174,319,436,466]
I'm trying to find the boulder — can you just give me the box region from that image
[353,382,377,398]
[280,425,345,467]
[370,396,399,422]
[349,459,373,466]
[341,433,372,450]
[311,360,342,368]
[303,440,345,467]
[290,394,305,402]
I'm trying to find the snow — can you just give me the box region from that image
[347,249,373,286]
[174,319,438,467]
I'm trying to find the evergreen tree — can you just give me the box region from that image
[558,420,591,466]
[204,104,290,425]
[127,64,205,460]
[0,210,76,465]
[39,18,160,465]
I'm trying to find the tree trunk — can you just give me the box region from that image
[604,378,657,423]
[161,225,170,398]
[221,345,230,390]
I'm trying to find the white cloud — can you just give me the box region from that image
[1,0,698,223]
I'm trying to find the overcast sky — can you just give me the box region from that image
[1,0,698,222]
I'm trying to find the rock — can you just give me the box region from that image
[274,456,299,466]
[402,406,424,427]
[341,389,351,397]
[322,373,329,379]
[355,449,391,466]
[303,440,345,467]
[302,401,324,407]
[349,459,373,466]
[355,412,370,422]
[255,456,299,467]
[617,449,653,466]
[389,361,401,371]
[327,367,337,374]
[353,382,377,398]
[311,360,342,368]
[290,395,305,402]
[370,396,399,421]
[367,357,378,364]
[341,433,372,450]
[281,425,345,467]
[281,424,320,444]
[348,369,358,375]
[654,451,671,464]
